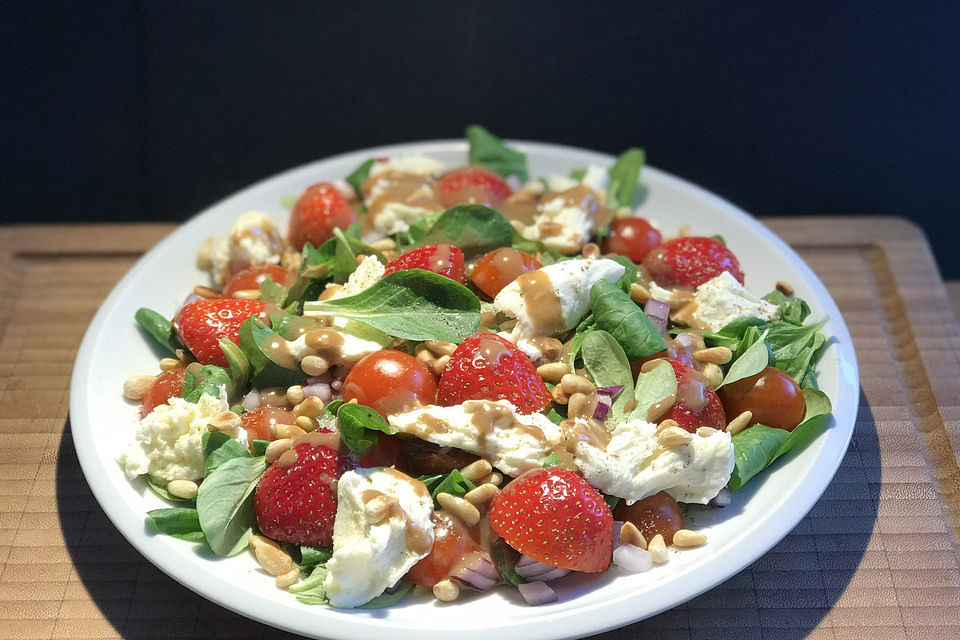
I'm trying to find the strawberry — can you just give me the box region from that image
[660,358,727,432]
[173,298,268,367]
[642,236,744,288]
[288,182,357,250]
[436,333,551,413]
[253,441,341,547]
[383,244,466,284]
[489,467,613,573]
[436,166,512,208]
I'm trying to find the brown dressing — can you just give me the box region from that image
[304,328,345,360]
[360,479,434,556]
[260,336,302,370]
[647,393,678,423]
[476,336,512,366]
[677,368,712,412]
[361,170,444,226]
[516,270,566,336]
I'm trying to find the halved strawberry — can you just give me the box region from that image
[660,358,726,432]
[173,298,268,367]
[436,166,512,208]
[222,264,290,297]
[642,236,744,288]
[383,244,466,284]
[253,441,341,547]
[288,182,357,250]
[436,334,551,413]
[489,467,613,573]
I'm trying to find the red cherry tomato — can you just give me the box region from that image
[139,367,185,418]
[222,265,290,297]
[288,183,357,250]
[613,491,685,546]
[383,244,466,284]
[718,366,805,430]
[342,350,438,416]
[470,248,541,298]
[601,218,663,262]
[405,511,480,586]
[436,166,513,208]
[239,407,295,450]
[358,434,405,468]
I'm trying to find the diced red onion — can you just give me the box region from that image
[613,544,653,573]
[302,383,333,403]
[674,331,695,348]
[644,298,671,337]
[709,487,732,507]
[518,581,558,606]
[611,520,624,548]
[242,389,261,412]
[306,373,332,385]
[505,175,524,191]
[537,567,572,582]
[453,556,499,591]
[593,385,625,422]
[181,292,203,308]
[516,555,566,580]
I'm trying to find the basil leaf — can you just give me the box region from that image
[418,205,514,255]
[135,307,180,355]
[729,390,832,489]
[146,476,192,504]
[251,439,270,457]
[628,359,678,421]
[581,330,635,426]
[607,148,645,208]
[346,158,376,198]
[303,269,481,342]
[146,507,206,542]
[719,329,773,388]
[466,124,528,180]
[196,456,268,556]
[337,403,392,455]
[299,546,333,567]
[359,581,414,609]
[202,431,251,473]
[590,279,666,360]
[289,564,329,605]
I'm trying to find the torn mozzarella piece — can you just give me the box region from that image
[207,211,282,285]
[520,195,592,254]
[368,154,444,178]
[687,271,779,332]
[333,255,384,299]
[324,468,434,608]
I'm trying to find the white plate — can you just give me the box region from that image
[70,140,859,640]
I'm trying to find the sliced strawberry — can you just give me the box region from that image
[436,166,512,208]
[489,467,613,573]
[173,298,268,367]
[642,236,744,288]
[383,244,466,284]
[253,441,341,547]
[288,182,357,250]
[660,358,726,432]
[436,334,551,414]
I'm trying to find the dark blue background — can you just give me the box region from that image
[3,2,959,275]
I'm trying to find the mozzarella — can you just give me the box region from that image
[370,201,438,236]
[207,211,282,285]
[335,254,385,299]
[368,154,444,178]
[690,271,779,331]
[521,196,592,254]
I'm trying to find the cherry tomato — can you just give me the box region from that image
[288,183,357,250]
[601,218,662,262]
[435,166,512,208]
[718,366,805,430]
[139,367,185,418]
[358,434,405,468]
[405,511,480,586]
[239,407,295,450]
[222,265,290,297]
[342,350,438,416]
[613,491,685,546]
[470,248,541,298]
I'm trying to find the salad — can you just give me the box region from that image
[118,126,832,609]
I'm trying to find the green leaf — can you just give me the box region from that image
[628,359,678,421]
[146,476,192,504]
[289,564,329,605]
[346,158,376,198]
[590,279,666,360]
[202,431,251,473]
[466,124,528,180]
[324,399,345,416]
[569,167,587,181]
[701,317,768,351]
[299,546,333,567]
[607,148,645,208]
[762,290,811,326]
[605,254,637,292]
[544,404,567,426]
[729,390,833,489]
[182,365,231,403]
[259,276,288,306]
[135,307,180,355]
[418,469,476,508]
[765,318,829,359]
[581,330,635,426]
[358,581,414,609]
[196,456,268,556]
[238,318,307,389]
[218,337,250,396]
[146,507,206,542]
[602,493,621,509]
[542,452,563,467]
[719,329,773,388]
[337,403,392,455]
[417,205,514,255]
[251,439,270,457]
[303,269,481,342]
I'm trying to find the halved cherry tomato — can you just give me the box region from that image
[405,511,480,586]
[222,265,290,297]
[288,183,357,250]
[239,407,295,451]
[602,218,662,262]
[718,366,805,430]
[358,434,405,468]
[613,491,685,546]
[436,166,512,208]
[139,367,185,418]
[470,248,541,298]
[342,350,438,417]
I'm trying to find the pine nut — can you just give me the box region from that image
[560,373,595,395]
[294,396,325,418]
[693,346,733,365]
[567,392,590,419]
[639,358,667,373]
[433,578,460,602]
[208,411,242,433]
[265,439,293,464]
[301,355,330,377]
[581,242,601,259]
[551,385,569,405]
[630,283,651,305]
[424,340,457,357]
[726,410,753,436]
[620,521,646,550]
[415,348,435,364]
[232,288,261,300]
[697,427,718,437]
[123,375,156,400]
[658,426,693,448]
[436,492,481,527]
[354,254,368,266]
[281,248,302,271]
[159,357,180,372]
[364,495,399,522]
[702,363,723,389]
[537,362,571,384]
[646,393,676,422]
[464,483,500,506]
[259,387,290,407]
[295,415,319,432]
[776,280,794,296]
[286,385,305,406]
[167,479,198,500]
[460,459,493,482]
[655,418,679,434]
[192,285,220,299]
[176,348,195,364]
[248,535,294,576]
[537,338,564,360]
[369,238,397,251]
[538,221,563,236]
[275,567,300,589]
[431,355,451,376]
[677,224,693,237]
[481,472,503,486]
[672,529,707,548]
[648,534,668,563]
[271,423,306,440]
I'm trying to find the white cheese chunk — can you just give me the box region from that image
[335,254,385,299]
[580,165,610,192]
[370,201,438,236]
[690,271,779,332]
[207,211,282,285]
[368,154,444,178]
[521,196,592,254]
[324,468,434,608]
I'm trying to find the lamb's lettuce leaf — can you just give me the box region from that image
[607,148,645,208]
[466,124,528,180]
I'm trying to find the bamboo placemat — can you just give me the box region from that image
[0,217,958,640]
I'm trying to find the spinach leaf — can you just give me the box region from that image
[202,431,251,473]
[541,452,563,467]
[603,493,620,509]
[359,581,414,609]
[146,476,193,504]
[418,205,514,255]
[763,290,811,326]
[765,318,829,359]
[729,389,832,489]
[544,404,567,426]
[135,308,180,355]
[324,398,345,416]
[604,254,637,292]
[466,124,528,180]
[337,403,392,455]
[218,337,250,395]
[289,564,329,605]
[259,276,288,306]
[285,242,332,305]
[418,469,476,508]
[701,317,768,351]
[303,269,481,342]
[196,456,268,556]
[719,329,773,388]
[607,148,645,208]
[299,546,333,567]
[590,279,665,360]
[238,318,307,389]
[181,365,231,403]
[346,158,376,198]
[628,359,678,422]
[581,330,635,426]
[251,439,270,457]
[146,507,206,542]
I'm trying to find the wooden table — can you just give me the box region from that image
[1,217,958,640]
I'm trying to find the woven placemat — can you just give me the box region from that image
[0,218,957,640]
